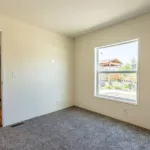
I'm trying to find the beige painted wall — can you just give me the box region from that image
[0,33,2,99]
[0,15,74,126]
[75,13,150,129]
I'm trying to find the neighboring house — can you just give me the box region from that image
[99,58,123,81]
[99,58,123,71]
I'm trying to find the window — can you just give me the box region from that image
[95,39,139,104]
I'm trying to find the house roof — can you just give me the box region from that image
[99,58,123,67]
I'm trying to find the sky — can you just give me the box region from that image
[98,40,138,64]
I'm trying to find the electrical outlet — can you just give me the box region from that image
[124,108,128,114]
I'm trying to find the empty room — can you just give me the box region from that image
[0,0,150,150]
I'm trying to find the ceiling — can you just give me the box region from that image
[0,0,150,37]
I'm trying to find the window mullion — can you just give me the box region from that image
[97,70,137,74]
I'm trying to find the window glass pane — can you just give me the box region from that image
[98,41,138,72]
[98,73,137,101]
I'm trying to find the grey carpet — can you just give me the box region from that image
[0,107,150,150]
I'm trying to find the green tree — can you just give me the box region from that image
[118,59,137,87]
[130,57,136,65]
[119,63,132,71]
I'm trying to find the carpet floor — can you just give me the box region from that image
[0,107,150,150]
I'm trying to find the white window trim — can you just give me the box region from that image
[94,39,140,105]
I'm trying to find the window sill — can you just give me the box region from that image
[94,94,138,105]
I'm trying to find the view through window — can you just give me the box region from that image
[95,40,139,103]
